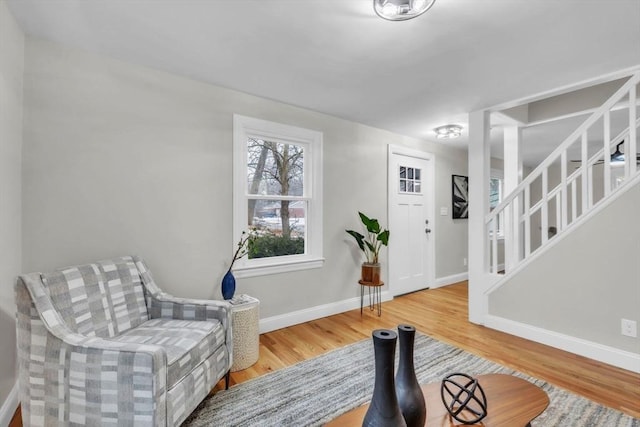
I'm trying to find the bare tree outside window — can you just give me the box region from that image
[246,138,305,258]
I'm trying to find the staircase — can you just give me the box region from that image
[484,72,640,290]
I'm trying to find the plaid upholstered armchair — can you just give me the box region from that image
[15,255,233,426]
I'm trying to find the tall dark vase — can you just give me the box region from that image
[395,325,426,427]
[221,270,236,300]
[363,330,407,427]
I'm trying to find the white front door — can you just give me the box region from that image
[388,145,435,296]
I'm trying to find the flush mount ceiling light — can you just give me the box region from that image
[434,124,463,139]
[373,0,436,21]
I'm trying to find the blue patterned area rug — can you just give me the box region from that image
[184,333,639,426]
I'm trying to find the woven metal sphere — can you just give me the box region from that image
[440,373,488,424]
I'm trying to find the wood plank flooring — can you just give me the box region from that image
[222,281,640,419]
[10,281,640,425]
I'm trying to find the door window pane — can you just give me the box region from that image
[399,165,422,194]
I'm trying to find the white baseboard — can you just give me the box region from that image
[0,382,18,427]
[485,314,640,373]
[258,274,473,334]
[259,291,393,334]
[434,272,468,288]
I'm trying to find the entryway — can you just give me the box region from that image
[387,145,435,296]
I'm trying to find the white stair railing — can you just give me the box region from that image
[486,73,640,275]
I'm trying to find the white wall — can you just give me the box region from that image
[434,146,469,279]
[22,39,468,321]
[0,0,23,411]
[489,182,640,354]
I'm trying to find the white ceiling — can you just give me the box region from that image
[6,0,640,164]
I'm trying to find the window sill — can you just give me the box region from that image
[233,257,325,278]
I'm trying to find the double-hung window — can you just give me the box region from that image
[232,115,323,277]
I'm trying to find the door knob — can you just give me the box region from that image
[425,228,432,234]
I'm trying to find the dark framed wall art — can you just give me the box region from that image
[452,175,469,219]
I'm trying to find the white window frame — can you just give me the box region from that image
[232,114,324,278]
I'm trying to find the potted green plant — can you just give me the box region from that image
[346,212,390,284]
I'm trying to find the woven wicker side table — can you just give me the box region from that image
[229,294,260,372]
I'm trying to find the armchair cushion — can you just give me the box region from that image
[112,318,226,387]
[41,257,149,338]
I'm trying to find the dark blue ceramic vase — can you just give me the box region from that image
[221,270,236,300]
[396,325,426,427]
[363,329,407,427]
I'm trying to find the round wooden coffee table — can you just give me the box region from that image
[326,373,549,427]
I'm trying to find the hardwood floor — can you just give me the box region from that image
[223,281,640,419]
[10,281,640,425]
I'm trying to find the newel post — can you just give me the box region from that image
[503,126,523,271]
[468,110,491,324]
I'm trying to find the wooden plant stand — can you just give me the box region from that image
[359,280,384,316]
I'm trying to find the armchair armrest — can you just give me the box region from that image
[146,292,232,323]
[133,256,233,362]
[145,293,233,357]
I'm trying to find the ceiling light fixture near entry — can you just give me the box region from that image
[373,0,436,21]
[434,125,463,139]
